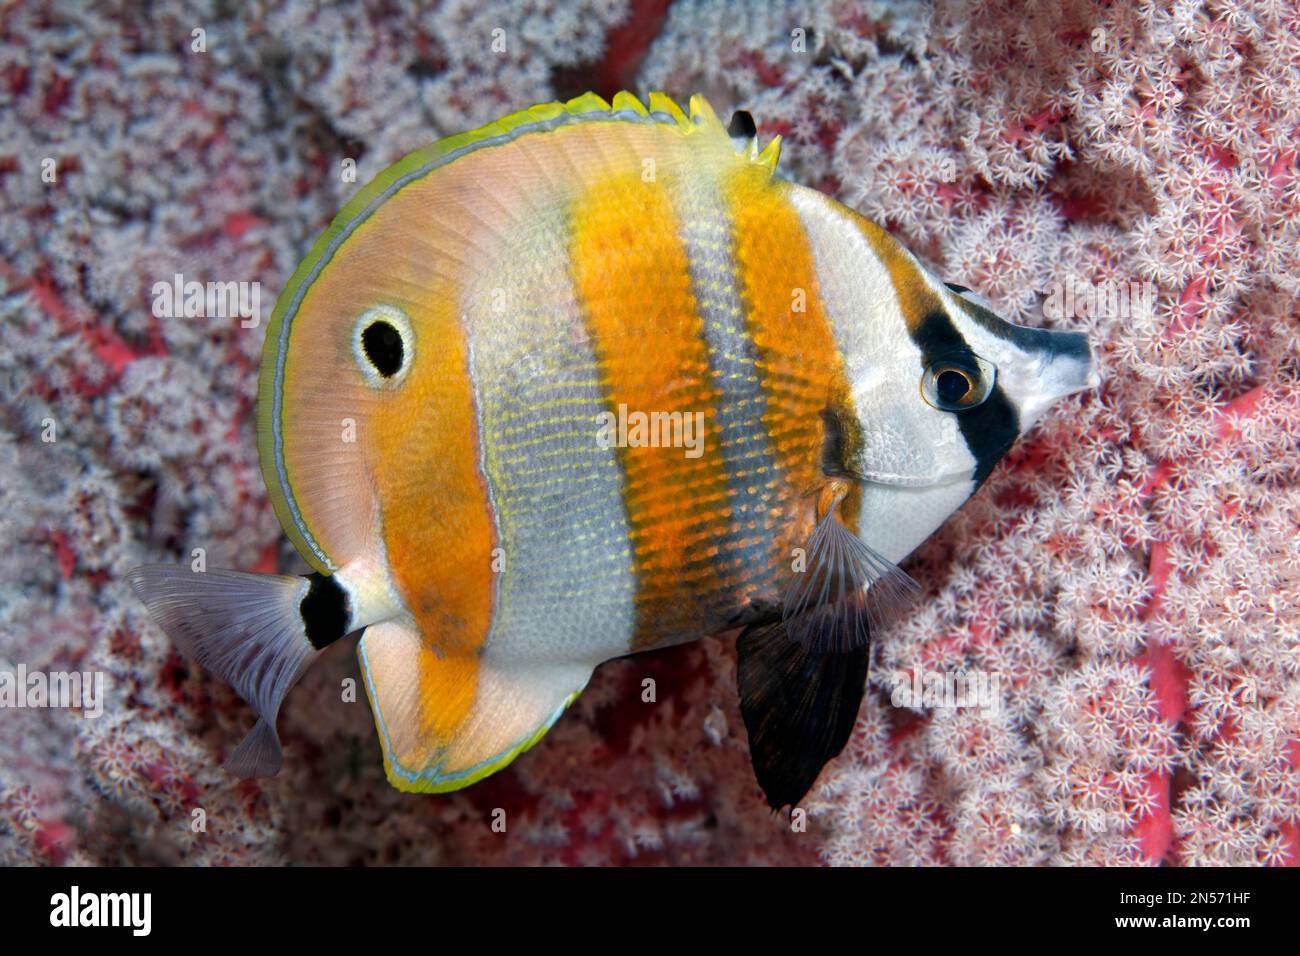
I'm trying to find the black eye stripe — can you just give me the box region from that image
[912,309,1020,486]
[361,320,404,378]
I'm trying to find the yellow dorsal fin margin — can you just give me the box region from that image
[611,90,649,116]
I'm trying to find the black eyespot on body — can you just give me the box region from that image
[353,306,414,386]
[362,320,404,378]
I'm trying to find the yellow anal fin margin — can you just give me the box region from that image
[359,620,588,793]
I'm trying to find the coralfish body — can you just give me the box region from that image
[129,92,1098,807]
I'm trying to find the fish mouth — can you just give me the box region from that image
[1015,330,1099,430]
[1034,330,1097,382]
[1033,329,1099,396]
[948,290,1101,399]
[1059,332,1100,394]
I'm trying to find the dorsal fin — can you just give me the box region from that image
[425,90,778,175]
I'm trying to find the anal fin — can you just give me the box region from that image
[737,622,870,810]
[359,620,589,793]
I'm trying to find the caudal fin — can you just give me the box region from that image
[126,565,319,777]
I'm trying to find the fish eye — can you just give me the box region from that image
[352,305,414,387]
[921,353,996,411]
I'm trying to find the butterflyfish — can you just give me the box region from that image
[129,92,1098,808]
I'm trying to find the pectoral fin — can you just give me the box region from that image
[782,480,920,653]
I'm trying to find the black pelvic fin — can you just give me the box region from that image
[736,622,870,811]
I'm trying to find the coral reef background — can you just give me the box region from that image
[1,0,1297,865]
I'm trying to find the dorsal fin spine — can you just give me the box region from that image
[647,90,689,126]
[611,90,649,116]
[563,91,612,115]
[757,135,783,172]
[688,93,726,132]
